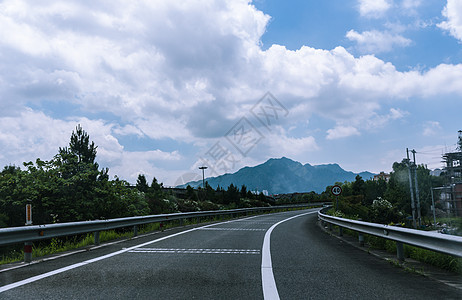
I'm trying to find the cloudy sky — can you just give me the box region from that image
[0,0,461,186]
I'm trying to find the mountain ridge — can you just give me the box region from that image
[179,157,374,194]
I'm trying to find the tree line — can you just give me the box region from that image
[0,125,273,228]
[1,124,455,228]
[327,162,445,226]
[277,159,452,227]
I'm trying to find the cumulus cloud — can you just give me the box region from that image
[326,126,360,140]
[0,109,73,165]
[358,0,392,18]
[438,0,462,42]
[0,0,462,183]
[365,108,408,130]
[107,150,182,184]
[401,0,421,10]
[263,128,319,159]
[422,121,442,136]
[0,109,181,183]
[346,29,412,53]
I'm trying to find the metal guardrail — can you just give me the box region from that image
[0,203,327,262]
[318,207,462,260]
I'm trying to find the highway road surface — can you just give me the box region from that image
[1,208,460,299]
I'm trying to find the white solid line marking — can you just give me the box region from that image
[261,210,318,300]
[0,215,260,294]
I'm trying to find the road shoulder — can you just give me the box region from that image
[318,220,462,291]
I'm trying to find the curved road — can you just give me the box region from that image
[0,209,460,299]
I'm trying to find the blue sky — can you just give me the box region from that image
[0,0,461,186]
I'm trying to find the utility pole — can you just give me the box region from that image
[199,166,207,189]
[411,149,422,227]
[407,148,417,229]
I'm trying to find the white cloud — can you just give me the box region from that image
[264,130,319,158]
[112,125,144,137]
[366,108,408,129]
[107,150,182,184]
[346,29,412,53]
[423,121,442,136]
[401,0,421,10]
[326,126,361,140]
[0,109,181,183]
[358,0,392,18]
[438,0,462,42]
[0,0,461,183]
[0,109,76,165]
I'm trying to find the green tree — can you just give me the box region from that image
[225,183,240,205]
[240,185,248,199]
[145,177,172,214]
[51,125,105,221]
[363,179,387,206]
[136,174,149,193]
[0,165,27,227]
[66,124,97,164]
[384,160,411,214]
[352,175,365,196]
[205,181,216,202]
[186,185,196,200]
[0,125,156,227]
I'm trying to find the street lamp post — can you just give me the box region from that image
[199,166,207,189]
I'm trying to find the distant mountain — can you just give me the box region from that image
[179,157,374,194]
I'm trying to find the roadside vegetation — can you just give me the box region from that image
[0,125,281,229]
[1,124,460,272]
[322,162,460,230]
[320,159,462,274]
[0,125,295,264]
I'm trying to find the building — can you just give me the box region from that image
[437,130,462,216]
[373,172,390,182]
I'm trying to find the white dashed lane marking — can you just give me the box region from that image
[129,248,261,255]
[199,228,266,231]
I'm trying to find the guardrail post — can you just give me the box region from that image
[94,231,100,245]
[24,242,32,263]
[339,227,343,237]
[180,218,184,226]
[396,242,404,262]
[358,233,364,246]
[328,223,332,231]
[133,225,138,237]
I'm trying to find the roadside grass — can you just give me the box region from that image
[0,248,23,265]
[404,245,461,274]
[1,226,154,266]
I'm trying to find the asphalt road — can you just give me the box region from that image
[0,209,460,299]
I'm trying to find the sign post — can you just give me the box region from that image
[331,185,342,210]
[25,204,32,225]
[25,202,32,263]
